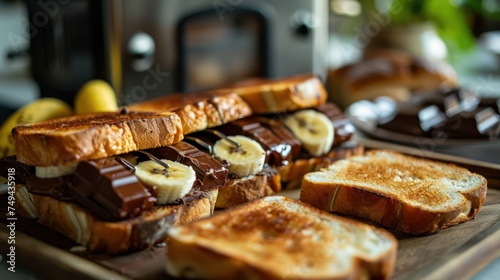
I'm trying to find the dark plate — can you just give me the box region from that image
[345,91,500,148]
[346,110,499,147]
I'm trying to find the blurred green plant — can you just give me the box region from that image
[387,0,476,53]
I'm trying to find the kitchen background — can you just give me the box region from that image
[1,0,499,163]
[1,0,499,111]
[1,1,499,103]
[0,0,499,279]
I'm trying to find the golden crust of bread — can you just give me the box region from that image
[300,150,488,235]
[173,101,218,135]
[20,188,218,254]
[362,50,458,90]
[126,92,252,135]
[327,51,458,108]
[209,93,253,125]
[212,74,327,114]
[166,196,398,280]
[12,112,183,166]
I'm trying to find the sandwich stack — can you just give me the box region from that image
[2,74,364,255]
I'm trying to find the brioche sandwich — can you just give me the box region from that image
[127,77,362,207]
[300,150,488,235]
[166,196,398,280]
[4,92,257,254]
[180,101,363,208]
[6,112,221,254]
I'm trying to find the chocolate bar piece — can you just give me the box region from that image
[69,158,155,221]
[377,88,500,139]
[255,117,302,159]
[0,156,34,184]
[147,141,228,191]
[315,103,356,146]
[26,175,74,201]
[436,108,488,139]
[218,117,293,166]
[378,106,433,137]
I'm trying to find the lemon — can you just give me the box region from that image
[74,80,119,114]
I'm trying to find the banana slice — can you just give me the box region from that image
[135,160,195,205]
[15,184,38,219]
[35,163,79,178]
[284,110,335,157]
[213,135,265,178]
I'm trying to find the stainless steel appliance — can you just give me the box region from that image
[26,0,328,105]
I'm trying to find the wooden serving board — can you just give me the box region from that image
[1,142,499,280]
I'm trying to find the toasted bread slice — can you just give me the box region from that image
[300,150,488,235]
[14,184,218,254]
[12,111,183,166]
[166,196,398,280]
[212,73,327,114]
[126,92,252,135]
[327,52,457,108]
